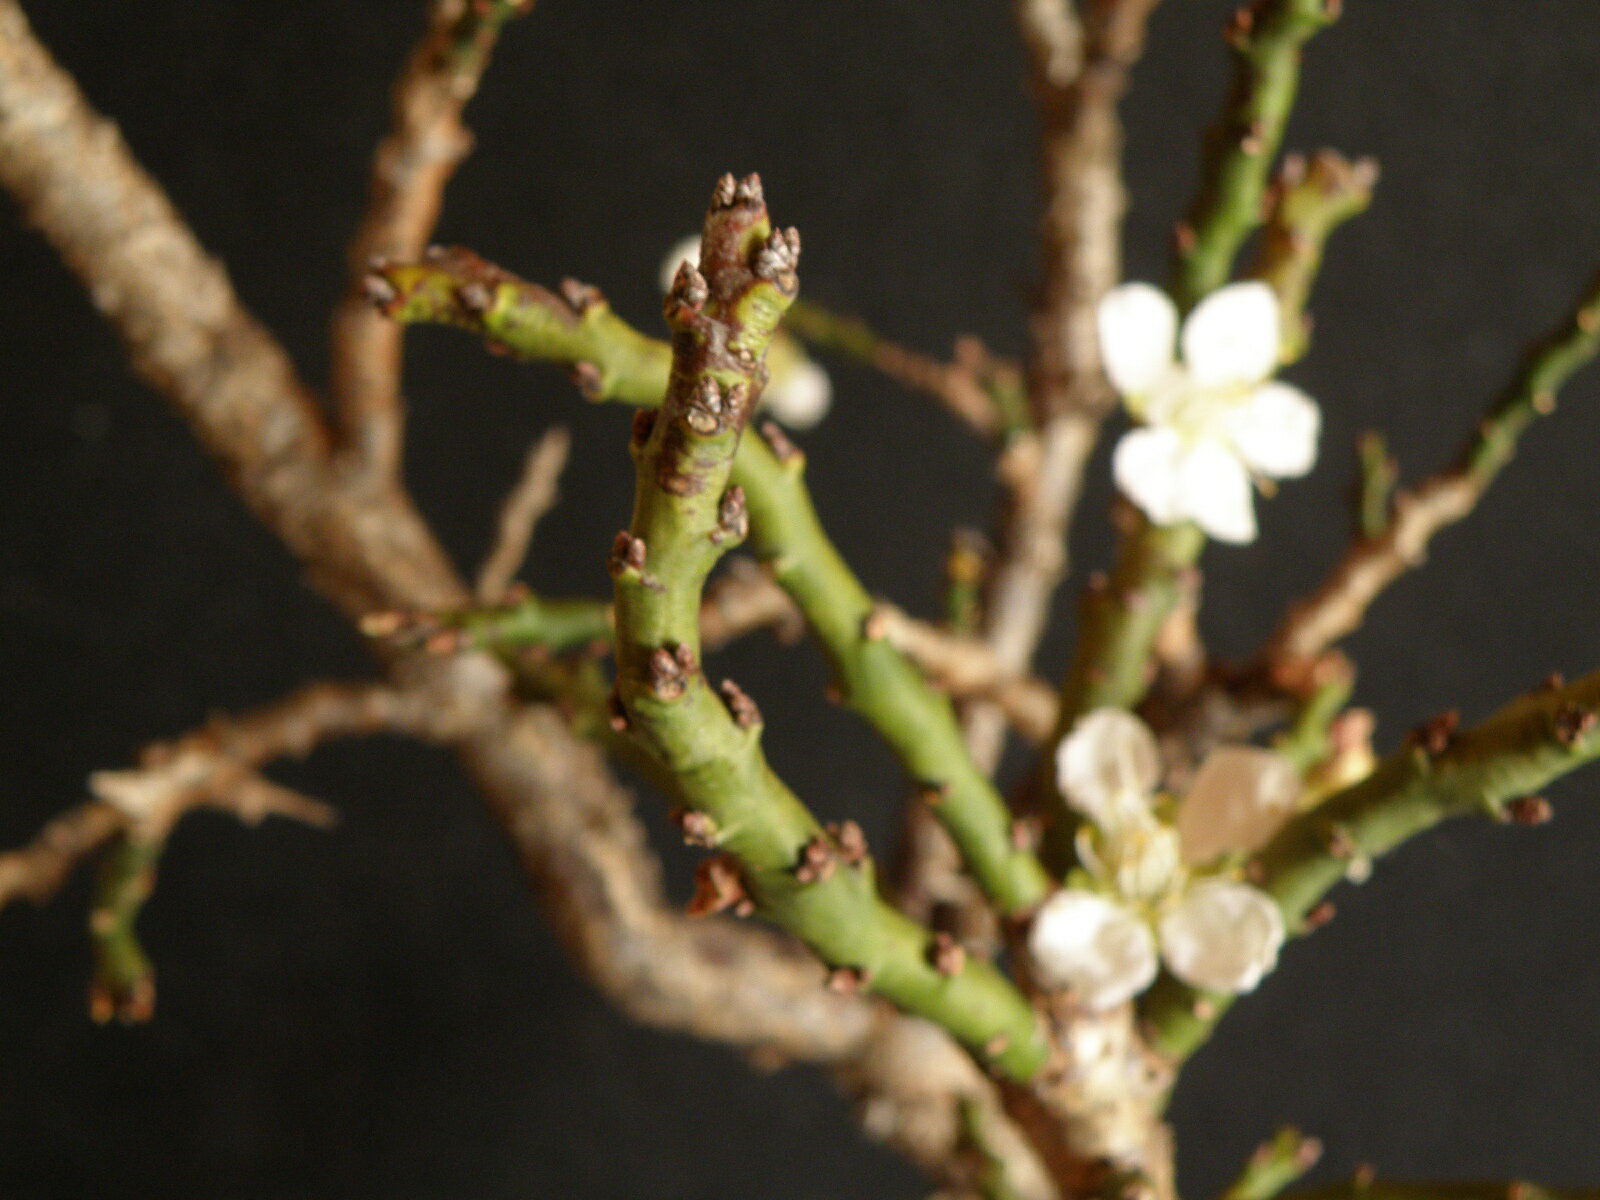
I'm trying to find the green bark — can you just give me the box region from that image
[604,177,1048,1079]
[373,245,1053,917]
[1175,0,1342,310]
[1143,667,1600,1062]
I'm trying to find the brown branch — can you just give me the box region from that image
[1263,267,1600,687]
[0,6,1053,1190]
[968,0,1164,771]
[870,603,1057,744]
[476,424,571,602]
[331,0,535,479]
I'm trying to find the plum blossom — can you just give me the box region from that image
[1097,281,1320,544]
[1027,709,1294,1010]
[657,234,832,429]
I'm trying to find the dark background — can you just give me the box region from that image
[3,1,1600,1197]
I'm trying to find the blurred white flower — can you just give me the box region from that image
[1157,879,1285,994]
[1028,889,1159,1011]
[1097,281,1320,544]
[1030,709,1292,1008]
[656,233,832,428]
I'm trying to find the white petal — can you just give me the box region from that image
[1158,880,1285,995]
[1099,821,1185,904]
[1098,283,1179,397]
[1113,426,1190,526]
[1180,281,1281,387]
[1225,382,1321,479]
[1056,709,1161,831]
[1177,746,1302,865]
[1029,890,1160,1011]
[763,358,832,428]
[657,233,703,294]
[1175,438,1257,544]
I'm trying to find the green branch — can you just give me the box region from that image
[1222,1128,1323,1200]
[88,831,161,1024]
[604,175,1047,1079]
[1142,666,1600,1063]
[1175,0,1343,310]
[372,248,1054,917]
[1253,150,1378,364]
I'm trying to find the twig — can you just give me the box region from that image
[1174,0,1343,310]
[1221,1128,1323,1200]
[374,249,1056,916]
[869,603,1057,744]
[783,300,1023,438]
[968,0,1164,772]
[1253,150,1378,363]
[331,0,535,478]
[476,424,572,602]
[607,176,1047,1080]
[1144,665,1600,1061]
[1288,1183,1597,1200]
[1263,268,1600,687]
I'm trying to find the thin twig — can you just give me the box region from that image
[331,0,535,479]
[1263,268,1600,687]
[476,424,572,602]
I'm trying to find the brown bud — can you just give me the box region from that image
[861,608,890,642]
[719,679,762,729]
[1554,703,1597,747]
[606,690,629,734]
[630,408,657,446]
[671,262,709,310]
[1304,901,1337,930]
[362,271,398,309]
[688,856,749,918]
[827,819,868,866]
[671,808,720,848]
[930,932,966,977]
[572,360,604,400]
[457,280,494,316]
[1408,709,1460,757]
[1010,817,1041,853]
[608,531,647,577]
[795,835,837,885]
[558,277,602,314]
[711,173,739,210]
[759,421,801,464]
[713,486,749,545]
[916,782,950,808]
[647,646,688,701]
[734,173,764,205]
[826,966,870,995]
[1506,795,1553,826]
[982,1034,1011,1061]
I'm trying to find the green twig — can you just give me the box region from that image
[88,831,162,1024]
[1222,1128,1324,1200]
[372,249,1055,917]
[1253,150,1378,364]
[1354,431,1398,542]
[1143,666,1600,1062]
[1265,268,1600,678]
[605,175,1047,1079]
[1175,0,1343,310]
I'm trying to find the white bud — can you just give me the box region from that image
[1056,708,1161,833]
[1176,745,1301,865]
[763,358,832,429]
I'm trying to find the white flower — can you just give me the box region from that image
[1055,708,1162,834]
[1033,708,1294,1005]
[1157,879,1285,994]
[656,233,832,428]
[1098,281,1320,544]
[1029,889,1159,1011]
[1175,745,1301,866]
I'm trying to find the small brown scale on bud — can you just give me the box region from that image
[860,608,890,643]
[671,808,720,848]
[795,835,837,885]
[646,643,696,702]
[558,277,602,315]
[929,932,966,977]
[719,679,762,729]
[361,269,398,310]
[826,966,870,995]
[753,227,802,291]
[982,1034,1011,1061]
[688,856,753,918]
[712,486,749,545]
[1010,817,1041,853]
[1553,703,1597,748]
[1408,709,1460,757]
[683,377,726,436]
[1325,823,1358,861]
[827,820,868,866]
[1505,795,1553,827]
[917,781,950,808]
[1304,901,1337,931]
[608,531,647,577]
[1536,671,1566,694]
[571,361,604,400]
[457,280,494,317]
[669,262,710,316]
